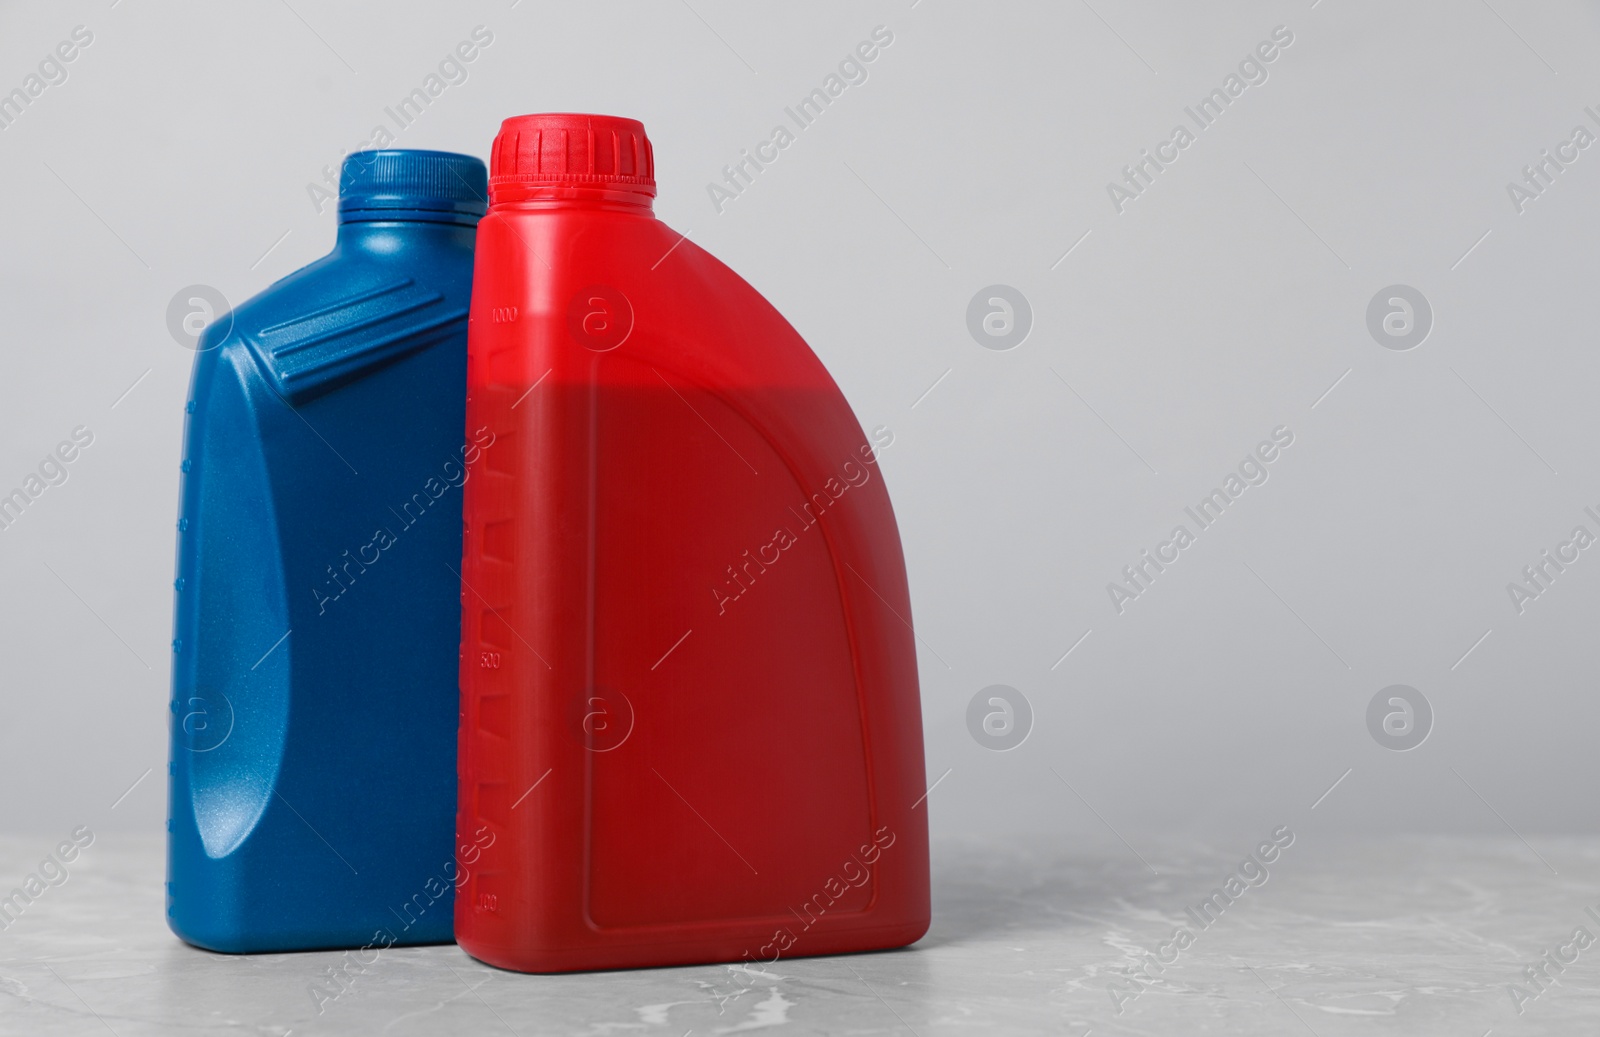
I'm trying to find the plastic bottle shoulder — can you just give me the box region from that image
[202,234,476,405]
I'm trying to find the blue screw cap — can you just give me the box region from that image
[338,150,487,225]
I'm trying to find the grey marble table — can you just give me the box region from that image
[0,831,1595,1035]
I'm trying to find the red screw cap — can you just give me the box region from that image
[490,113,655,200]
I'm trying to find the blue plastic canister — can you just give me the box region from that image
[167,150,485,952]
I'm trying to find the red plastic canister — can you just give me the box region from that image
[455,113,929,972]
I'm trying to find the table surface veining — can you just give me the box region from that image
[0,831,1595,1035]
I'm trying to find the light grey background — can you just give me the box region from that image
[3,0,1598,865]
